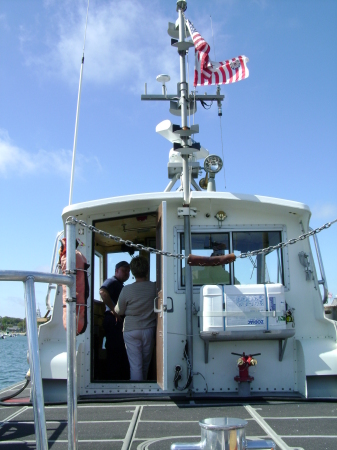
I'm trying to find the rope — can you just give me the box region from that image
[219,115,227,188]
[185,19,191,129]
[0,378,30,406]
[193,89,196,129]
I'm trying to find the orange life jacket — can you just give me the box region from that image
[59,238,89,335]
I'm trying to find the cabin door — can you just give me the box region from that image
[156,201,167,390]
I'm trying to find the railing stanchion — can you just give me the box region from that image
[66,219,78,450]
[0,269,74,449]
[24,276,49,450]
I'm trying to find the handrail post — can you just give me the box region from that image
[0,269,74,449]
[24,276,49,450]
[66,218,78,449]
[45,230,64,312]
[310,228,329,303]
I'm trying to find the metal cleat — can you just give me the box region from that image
[171,417,276,450]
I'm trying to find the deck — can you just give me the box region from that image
[1,382,337,449]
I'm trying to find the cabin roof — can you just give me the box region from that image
[62,191,310,221]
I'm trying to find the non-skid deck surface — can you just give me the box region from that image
[1,383,337,449]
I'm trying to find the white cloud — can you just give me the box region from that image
[21,0,181,92]
[34,264,52,273]
[286,17,301,29]
[0,129,101,178]
[0,296,25,316]
[251,0,269,9]
[311,203,337,221]
[0,129,71,177]
[0,13,9,31]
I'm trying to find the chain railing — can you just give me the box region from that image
[66,217,187,259]
[66,216,337,260]
[237,218,337,259]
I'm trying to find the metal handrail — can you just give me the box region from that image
[310,227,329,303]
[65,220,78,449]
[0,220,78,450]
[0,270,73,450]
[0,271,72,285]
[45,230,64,312]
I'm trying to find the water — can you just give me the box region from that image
[0,335,29,391]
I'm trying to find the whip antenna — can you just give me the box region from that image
[210,15,226,188]
[210,15,216,61]
[69,0,90,205]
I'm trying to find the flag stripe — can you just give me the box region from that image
[233,58,239,82]
[239,55,246,80]
[219,66,226,84]
[186,18,249,87]
[225,60,233,83]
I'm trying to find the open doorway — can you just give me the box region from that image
[91,212,158,382]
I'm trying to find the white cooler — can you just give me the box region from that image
[200,284,286,332]
[200,285,223,332]
[224,284,286,331]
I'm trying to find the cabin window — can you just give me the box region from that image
[180,232,231,286]
[105,247,157,284]
[94,252,103,300]
[178,229,284,288]
[232,231,284,285]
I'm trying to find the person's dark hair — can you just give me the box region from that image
[130,256,149,278]
[115,260,130,270]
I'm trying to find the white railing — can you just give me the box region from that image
[0,219,78,450]
[45,230,64,312]
[310,228,329,303]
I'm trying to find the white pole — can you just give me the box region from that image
[66,219,78,449]
[24,277,49,450]
[69,0,90,205]
[69,59,84,206]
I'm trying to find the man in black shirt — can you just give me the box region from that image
[100,261,130,380]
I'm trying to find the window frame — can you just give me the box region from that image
[173,224,289,294]
[179,231,232,287]
[93,250,104,301]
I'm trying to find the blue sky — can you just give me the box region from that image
[0,0,336,319]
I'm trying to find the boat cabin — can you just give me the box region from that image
[37,190,337,402]
[34,0,337,404]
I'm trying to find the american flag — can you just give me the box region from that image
[185,18,249,87]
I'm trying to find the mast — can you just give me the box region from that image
[141,0,224,390]
[176,0,194,384]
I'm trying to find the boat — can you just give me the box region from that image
[1,1,337,449]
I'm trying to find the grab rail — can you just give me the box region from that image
[0,270,73,450]
[310,227,329,303]
[45,230,64,312]
[0,219,78,450]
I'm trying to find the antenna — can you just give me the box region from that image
[210,15,217,61]
[69,0,90,206]
[156,74,170,95]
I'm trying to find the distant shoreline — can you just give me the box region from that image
[0,332,26,336]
